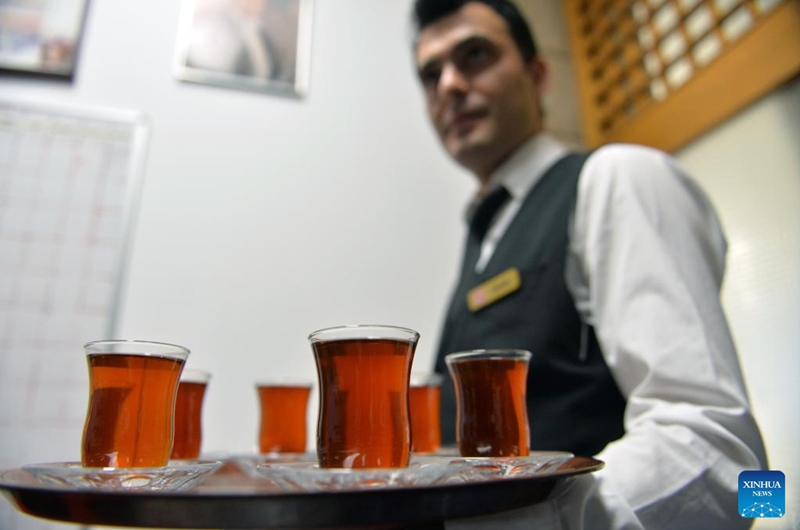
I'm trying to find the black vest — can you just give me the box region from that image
[434,154,626,456]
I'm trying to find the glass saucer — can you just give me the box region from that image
[228,453,317,477]
[22,460,223,491]
[255,458,458,491]
[443,451,574,482]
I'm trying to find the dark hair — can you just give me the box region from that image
[413,0,538,62]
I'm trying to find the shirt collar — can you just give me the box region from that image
[466,133,569,220]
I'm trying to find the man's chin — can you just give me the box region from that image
[447,137,490,161]
[447,144,499,176]
[446,137,478,159]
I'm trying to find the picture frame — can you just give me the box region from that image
[0,0,90,80]
[174,0,314,98]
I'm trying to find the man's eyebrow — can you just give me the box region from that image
[452,34,493,55]
[417,34,494,74]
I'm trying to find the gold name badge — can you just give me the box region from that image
[467,267,522,312]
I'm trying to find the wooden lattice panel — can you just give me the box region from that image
[565,0,800,152]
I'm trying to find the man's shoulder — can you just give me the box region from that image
[585,142,671,169]
[579,143,680,188]
[574,142,695,211]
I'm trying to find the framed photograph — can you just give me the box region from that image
[0,0,89,80]
[174,0,313,98]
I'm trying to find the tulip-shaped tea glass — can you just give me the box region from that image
[409,373,443,454]
[309,325,419,468]
[445,349,531,457]
[171,369,210,460]
[257,380,312,454]
[82,340,189,468]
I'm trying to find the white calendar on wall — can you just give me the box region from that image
[0,98,148,530]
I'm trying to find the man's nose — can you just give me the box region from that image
[437,63,469,98]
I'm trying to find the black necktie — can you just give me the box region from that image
[464,186,511,270]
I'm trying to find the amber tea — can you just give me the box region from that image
[309,325,418,469]
[446,349,531,457]
[409,373,443,454]
[81,340,189,468]
[257,383,311,454]
[171,369,210,460]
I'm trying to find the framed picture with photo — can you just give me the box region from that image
[0,0,90,80]
[174,0,313,97]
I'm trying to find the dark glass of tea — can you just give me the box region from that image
[409,373,443,454]
[445,349,531,457]
[309,325,419,469]
[171,369,211,460]
[257,381,312,454]
[82,340,189,468]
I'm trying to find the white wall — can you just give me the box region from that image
[0,1,468,529]
[676,76,800,530]
[103,0,471,456]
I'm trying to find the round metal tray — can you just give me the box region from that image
[0,455,603,529]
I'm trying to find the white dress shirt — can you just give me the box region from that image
[449,134,768,529]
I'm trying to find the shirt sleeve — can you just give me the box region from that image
[566,143,768,529]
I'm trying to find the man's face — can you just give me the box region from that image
[415,3,546,181]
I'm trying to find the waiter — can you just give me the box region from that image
[411,0,767,528]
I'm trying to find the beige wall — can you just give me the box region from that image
[518,0,585,147]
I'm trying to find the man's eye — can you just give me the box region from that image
[463,44,493,68]
[420,69,440,88]
[466,45,489,64]
[452,39,497,73]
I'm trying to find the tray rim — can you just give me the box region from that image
[0,455,604,528]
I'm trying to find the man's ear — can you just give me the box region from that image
[526,57,548,95]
